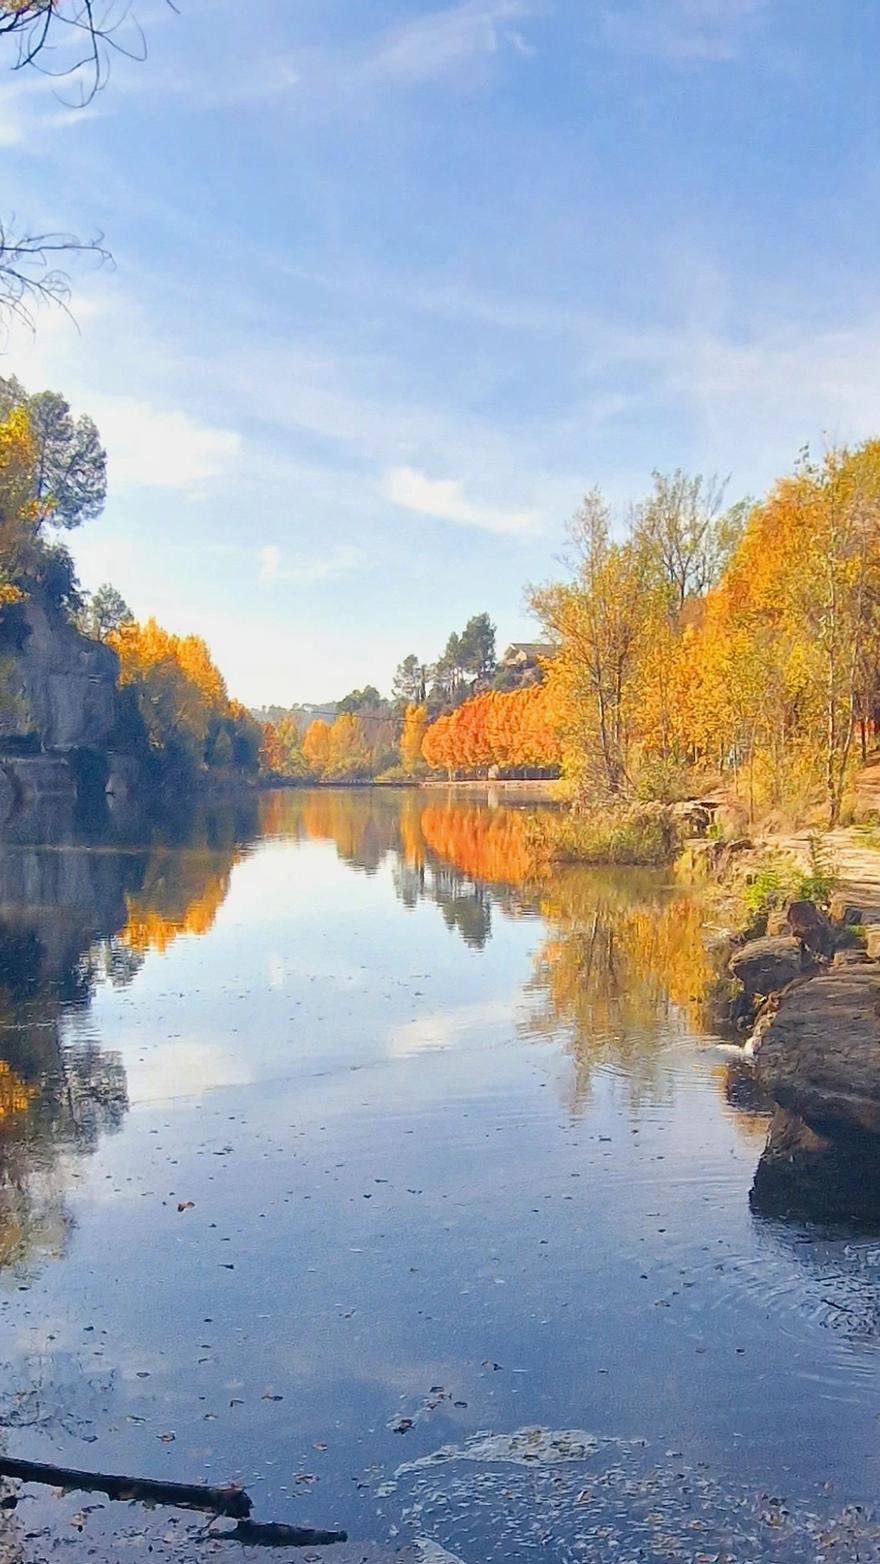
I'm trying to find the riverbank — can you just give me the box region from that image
[257,775,564,801]
[674,814,880,1221]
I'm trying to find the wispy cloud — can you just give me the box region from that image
[0,80,102,147]
[602,0,768,63]
[365,0,537,84]
[258,543,367,586]
[383,465,535,536]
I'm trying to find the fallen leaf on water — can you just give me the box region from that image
[177,1201,195,1213]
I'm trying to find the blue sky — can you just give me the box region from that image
[3,0,880,704]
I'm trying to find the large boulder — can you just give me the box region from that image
[729,936,806,1000]
[751,1106,880,1224]
[0,600,118,752]
[766,898,833,956]
[753,968,880,1136]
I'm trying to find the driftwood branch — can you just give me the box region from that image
[229,1520,349,1548]
[0,1455,252,1518]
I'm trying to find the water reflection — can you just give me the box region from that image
[0,800,258,1278]
[0,784,878,1283]
[264,788,539,949]
[0,789,879,1558]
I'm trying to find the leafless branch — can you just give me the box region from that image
[0,0,176,103]
[0,218,111,335]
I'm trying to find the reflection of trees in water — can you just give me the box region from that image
[268,788,541,950]
[0,801,254,1278]
[519,868,724,1106]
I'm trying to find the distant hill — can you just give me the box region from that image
[251,703,338,734]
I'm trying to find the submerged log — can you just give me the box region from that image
[0,1455,252,1518]
[230,1519,348,1547]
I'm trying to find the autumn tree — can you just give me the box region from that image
[0,404,37,586]
[2,376,106,527]
[632,470,746,612]
[303,718,331,775]
[421,685,560,778]
[400,703,428,774]
[108,617,257,782]
[325,711,371,779]
[531,490,663,800]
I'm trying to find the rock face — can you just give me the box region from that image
[669,800,711,837]
[753,968,880,1136]
[751,1106,880,1224]
[0,600,118,752]
[729,936,806,1000]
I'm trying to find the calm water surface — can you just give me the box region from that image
[0,787,879,1560]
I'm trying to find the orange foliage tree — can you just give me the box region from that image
[422,684,561,778]
[108,617,260,777]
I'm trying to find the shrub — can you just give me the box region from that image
[794,832,837,907]
[634,756,690,805]
[529,803,680,868]
[742,866,787,923]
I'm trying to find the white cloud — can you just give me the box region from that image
[383,465,535,536]
[127,1039,253,1105]
[368,0,535,84]
[602,0,768,63]
[258,542,367,585]
[259,544,281,583]
[87,394,241,494]
[389,998,511,1058]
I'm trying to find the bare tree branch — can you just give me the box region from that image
[0,218,111,336]
[0,0,176,104]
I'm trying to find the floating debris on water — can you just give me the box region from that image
[395,1425,613,1476]
[373,1426,880,1562]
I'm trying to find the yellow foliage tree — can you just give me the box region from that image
[302,718,331,775]
[400,703,428,774]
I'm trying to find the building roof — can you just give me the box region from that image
[502,642,554,662]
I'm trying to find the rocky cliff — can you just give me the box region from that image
[0,601,123,837]
[0,600,118,751]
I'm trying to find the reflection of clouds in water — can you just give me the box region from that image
[127,1038,253,1105]
[226,839,367,923]
[388,999,513,1058]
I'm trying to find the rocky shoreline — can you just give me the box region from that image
[680,815,880,1223]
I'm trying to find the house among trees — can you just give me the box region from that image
[497,642,553,688]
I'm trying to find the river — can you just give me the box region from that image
[0,787,878,1561]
